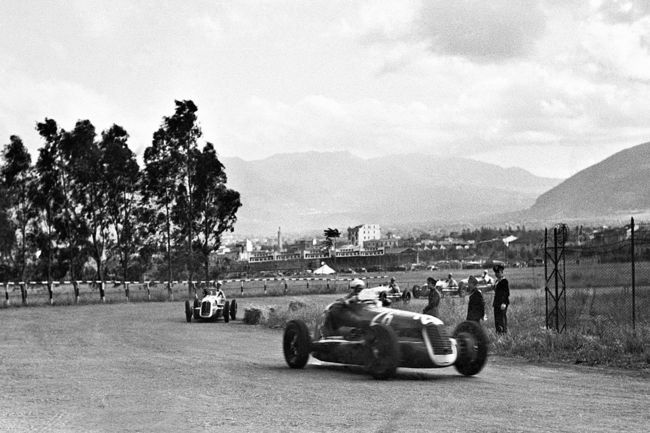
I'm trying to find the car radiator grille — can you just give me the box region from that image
[201,301,211,316]
[425,325,452,355]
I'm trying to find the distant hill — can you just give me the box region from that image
[222,151,562,236]
[525,142,650,221]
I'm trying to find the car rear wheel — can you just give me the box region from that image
[283,320,311,369]
[223,301,230,323]
[402,291,412,304]
[453,320,488,376]
[412,285,421,298]
[364,324,400,379]
[193,298,200,320]
[184,300,192,323]
[230,299,238,320]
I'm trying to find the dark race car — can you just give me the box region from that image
[184,290,237,323]
[282,296,488,379]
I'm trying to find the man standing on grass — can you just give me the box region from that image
[492,264,510,334]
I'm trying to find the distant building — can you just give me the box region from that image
[347,224,381,248]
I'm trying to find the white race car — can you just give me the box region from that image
[184,290,237,323]
[357,285,412,304]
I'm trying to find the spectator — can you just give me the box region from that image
[423,277,442,317]
[446,273,458,288]
[492,264,510,334]
[466,278,486,323]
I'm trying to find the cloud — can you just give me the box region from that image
[359,0,547,63]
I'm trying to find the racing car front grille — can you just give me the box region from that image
[425,325,452,355]
[201,301,211,316]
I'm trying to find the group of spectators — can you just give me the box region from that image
[421,264,510,334]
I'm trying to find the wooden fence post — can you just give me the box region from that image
[73,281,80,304]
[283,279,288,295]
[100,281,106,303]
[125,282,129,302]
[20,283,26,305]
[4,283,9,306]
[263,280,267,295]
[145,282,151,301]
[241,280,244,296]
[47,281,53,305]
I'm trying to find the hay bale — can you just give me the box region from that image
[288,300,307,311]
[244,308,262,324]
[244,305,278,325]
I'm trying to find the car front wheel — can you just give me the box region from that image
[223,301,230,323]
[453,320,488,376]
[230,299,238,320]
[364,324,400,379]
[283,320,311,369]
[184,300,192,323]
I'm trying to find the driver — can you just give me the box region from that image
[215,280,225,298]
[446,273,458,288]
[388,277,401,295]
[320,278,366,338]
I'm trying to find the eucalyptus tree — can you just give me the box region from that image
[1,135,37,282]
[33,119,67,290]
[192,142,241,281]
[0,176,15,280]
[100,125,140,284]
[59,120,108,290]
[141,125,184,297]
[143,100,201,297]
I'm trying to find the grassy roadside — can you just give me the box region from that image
[256,290,650,371]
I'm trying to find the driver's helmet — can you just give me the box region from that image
[350,278,366,293]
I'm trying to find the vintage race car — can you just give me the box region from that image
[184,290,237,323]
[282,297,488,379]
[458,274,494,295]
[358,285,412,304]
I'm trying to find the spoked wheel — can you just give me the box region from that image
[283,320,311,369]
[364,324,400,379]
[453,320,489,376]
[223,301,230,323]
[412,285,421,298]
[230,299,238,320]
[184,300,192,323]
[193,298,200,320]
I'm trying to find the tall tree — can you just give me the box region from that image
[1,135,37,282]
[59,120,105,285]
[33,119,67,285]
[192,142,241,281]
[100,125,140,283]
[142,125,184,297]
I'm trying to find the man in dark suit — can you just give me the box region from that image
[466,277,485,323]
[492,264,510,334]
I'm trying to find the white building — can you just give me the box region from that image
[347,224,381,248]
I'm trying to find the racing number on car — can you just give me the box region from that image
[371,311,394,326]
[412,314,436,325]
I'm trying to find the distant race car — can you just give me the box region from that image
[358,285,412,304]
[458,274,494,295]
[282,296,488,379]
[184,290,237,323]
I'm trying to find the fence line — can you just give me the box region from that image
[2,275,389,307]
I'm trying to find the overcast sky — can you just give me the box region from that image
[2,0,650,179]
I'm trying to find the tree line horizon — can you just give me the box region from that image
[0,100,242,297]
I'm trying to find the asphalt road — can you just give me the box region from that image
[0,299,648,432]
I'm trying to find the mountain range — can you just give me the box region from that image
[524,141,650,222]
[222,151,563,236]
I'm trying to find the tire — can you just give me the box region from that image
[412,285,421,298]
[184,300,192,323]
[364,324,400,379]
[453,320,488,376]
[283,320,311,369]
[193,298,200,320]
[223,301,230,323]
[402,291,412,304]
[230,299,238,321]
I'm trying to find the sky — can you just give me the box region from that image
[2,0,650,179]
